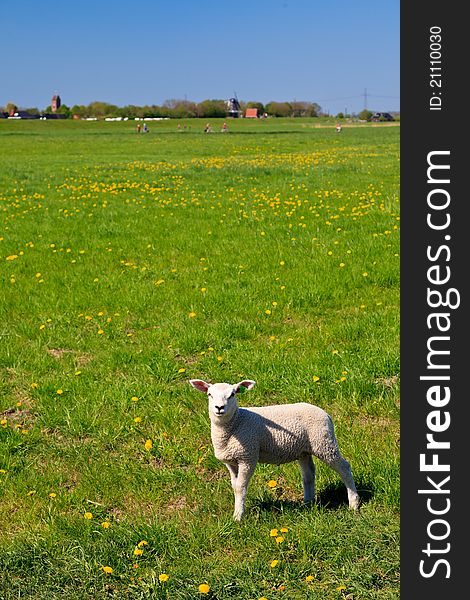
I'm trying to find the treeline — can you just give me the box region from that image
[22,99,322,119]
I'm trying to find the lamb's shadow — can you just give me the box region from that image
[316,479,373,509]
[251,478,374,514]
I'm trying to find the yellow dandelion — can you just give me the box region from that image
[188,311,197,318]
[270,559,280,568]
[159,573,169,582]
[198,583,210,594]
[155,279,165,285]
[48,493,56,498]
[144,439,153,451]
[362,272,368,277]
[101,566,113,574]
[56,389,63,395]
[275,536,285,544]
[6,255,18,261]
[31,382,39,389]
[305,575,314,582]
[267,480,277,488]
[137,540,148,547]
[84,512,93,520]
[27,490,36,496]
[134,417,142,424]
[280,527,289,533]
[265,309,271,315]
[131,396,139,402]
[178,368,186,373]
[259,597,269,600]
[101,521,111,528]
[312,375,320,383]
[133,548,143,556]
[270,528,279,537]
[97,329,104,335]
[336,585,347,592]
[1,419,8,428]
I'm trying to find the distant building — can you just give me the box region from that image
[245,108,258,118]
[225,97,241,118]
[8,110,40,120]
[369,112,394,122]
[51,94,61,113]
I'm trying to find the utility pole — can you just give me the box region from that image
[364,88,368,110]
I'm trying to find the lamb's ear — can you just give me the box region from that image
[234,380,256,393]
[189,379,211,393]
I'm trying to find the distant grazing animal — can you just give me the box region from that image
[189,379,360,520]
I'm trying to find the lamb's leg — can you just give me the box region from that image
[231,462,255,521]
[225,463,238,490]
[327,455,360,509]
[298,455,316,503]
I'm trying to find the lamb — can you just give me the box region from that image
[189,378,360,521]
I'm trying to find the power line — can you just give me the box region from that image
[317,92,399,103]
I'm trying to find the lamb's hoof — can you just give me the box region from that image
[349,495,361,510]
[233,512,243,522]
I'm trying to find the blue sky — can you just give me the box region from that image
[1,0,399,115]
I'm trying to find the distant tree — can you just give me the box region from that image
[160,99,197,118]
[6,102,17,115]
[87,101,119,118]
[173,100,198,118]
[336,112,345,119]
[119,105,144,118]
[196,99,226,118]
[70,105,88,118]
[265,101,292,117]
[307,102,321,117]
[290,101,319,117]
[162,99,180,110]
[56,104,71,118]
[358,109,373,121]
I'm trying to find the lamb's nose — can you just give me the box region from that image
[215,406,224,414]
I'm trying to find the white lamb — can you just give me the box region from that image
[189,378,360,521]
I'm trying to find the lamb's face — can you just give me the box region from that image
[189,379,256,424]
[207,383,238,423]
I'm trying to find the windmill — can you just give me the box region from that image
[225,92,241,118]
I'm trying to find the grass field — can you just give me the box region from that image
[0,117,400,599]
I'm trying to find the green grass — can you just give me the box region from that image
[0,117,399,599]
